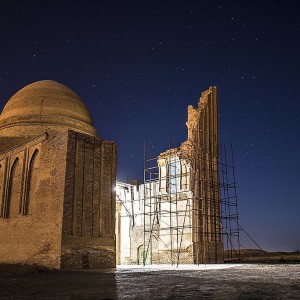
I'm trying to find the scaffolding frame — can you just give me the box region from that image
[219,144,241,260]
[141,140,242,266]
[143,142,190,265]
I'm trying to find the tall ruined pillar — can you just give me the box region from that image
[185,86,223,264]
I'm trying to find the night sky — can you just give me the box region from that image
[0,1,299,252]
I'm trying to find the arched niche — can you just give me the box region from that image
[0,162,4,217]
[6,157,22,218]
[24,149,40,215]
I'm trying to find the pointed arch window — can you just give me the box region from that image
[0,163,4,218]
[24,149,39,215]
[168,156,181,194]
[5,158,21,218]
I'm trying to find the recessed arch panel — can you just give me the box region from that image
[6,157,22,218]
[24,149,40,215]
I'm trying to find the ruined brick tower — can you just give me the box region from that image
[157,86,223,264]
[185,86,223,263]
[0,80,117,269]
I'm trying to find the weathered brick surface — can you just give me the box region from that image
[0,81,97,138]
[0,133,67,268]
[0,137,33,152]
[92,139,102,237]
[122,224,194,265]
[186,87,223,263]
[0,131,117,270]
[60,131,117,269]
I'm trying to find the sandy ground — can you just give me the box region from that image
[0,264,299,299]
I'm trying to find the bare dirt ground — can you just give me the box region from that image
[0,264,299,299]
[224,250,300,264]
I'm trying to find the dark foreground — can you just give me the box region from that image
[0,264,299,299]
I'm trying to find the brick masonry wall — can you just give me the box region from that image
[61,131,117,269]
[0,132,68,268]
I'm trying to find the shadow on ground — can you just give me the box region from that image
[0,264,299,299]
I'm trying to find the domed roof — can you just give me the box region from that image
[0,80,97,137]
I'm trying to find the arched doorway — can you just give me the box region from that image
[137,245,151,265]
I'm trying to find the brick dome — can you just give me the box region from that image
[0,80,97,137]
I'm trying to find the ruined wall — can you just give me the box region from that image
[117,178,193,265]
[0,132,68,268]
[61,131,117,269]
[184,86,223,263]
[122,223,193,265]
[116,87,223,265]
[124,225,159,265]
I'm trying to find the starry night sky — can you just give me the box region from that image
[0,1,299,252]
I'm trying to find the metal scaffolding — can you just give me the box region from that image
[219,144,241,261]
[141,141,243,266]
[143,142,193,265]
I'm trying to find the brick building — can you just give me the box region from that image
[0,80,117,269]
